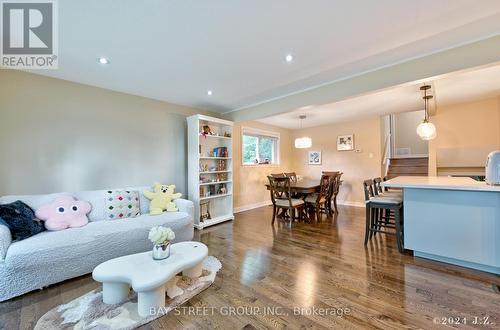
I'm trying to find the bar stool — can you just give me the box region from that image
[374,177,402,197]
[363,179,404,253]
[372,177,401,228]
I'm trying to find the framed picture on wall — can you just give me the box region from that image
[337,134,354,151]
[308,151,322,165]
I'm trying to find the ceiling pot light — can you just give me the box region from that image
[98,57,110,64]
[294,115,312,148]
[285,54,294,63]
[416,85,437,140]
[207,90,213,96]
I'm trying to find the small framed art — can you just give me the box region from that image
[337,134,354,151]
[308,151,322,165]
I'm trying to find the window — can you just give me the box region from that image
[242,127,280,165]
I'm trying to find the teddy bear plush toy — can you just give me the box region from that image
[144,182,182,215]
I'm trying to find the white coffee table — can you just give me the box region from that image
[92,241,208,317]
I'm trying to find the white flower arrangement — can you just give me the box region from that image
[148,226,175,245]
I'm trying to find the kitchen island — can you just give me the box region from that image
[383,176,500,274]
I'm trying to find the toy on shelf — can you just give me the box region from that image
[218,184,227,195]
[201,125,214,138]
[199,163,208,172]
[217,160,226,171]
[200,200,211,222]
[217,173,227,182]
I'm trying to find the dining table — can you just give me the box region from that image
[264,179,320,194]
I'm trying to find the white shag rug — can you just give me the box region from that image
[35,256,222,330]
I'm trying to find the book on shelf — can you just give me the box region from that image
[213,147,228,157]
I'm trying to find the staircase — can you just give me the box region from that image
[387,157,429,179]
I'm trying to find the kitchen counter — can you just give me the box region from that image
[383,176,499,275]
[383,176,500,192]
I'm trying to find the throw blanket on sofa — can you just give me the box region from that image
[0,200,45,241]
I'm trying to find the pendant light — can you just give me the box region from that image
[294,115,312,148]
[416,85,437,140]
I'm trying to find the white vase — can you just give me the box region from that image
[152,242,171,260]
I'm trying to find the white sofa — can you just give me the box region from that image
[0,186,194,301]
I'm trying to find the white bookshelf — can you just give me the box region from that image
[187,114,234,229]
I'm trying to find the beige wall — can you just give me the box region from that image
[291,117,382,206]
[232,121,293,211]
[233,98,500,209]
[428,97,500,175]
[0,70,206,196]
[394,110,428,156]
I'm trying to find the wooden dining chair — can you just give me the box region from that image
[319,172,337,216]
[322,171,339,176]
[284,172,298,183]
[305,175,331,222]
[331,172,343,214]
[267,176,304,226]
[321,171,343,215]
[270,173,286,178]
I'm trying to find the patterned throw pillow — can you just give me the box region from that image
[105,190,140,220]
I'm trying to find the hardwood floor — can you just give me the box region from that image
[1,205,499,329]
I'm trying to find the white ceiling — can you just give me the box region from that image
[257,64,500,129]
[434,64,500,105]
[30,0,500,113]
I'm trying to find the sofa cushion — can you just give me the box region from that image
[0,224,12,260]
[35,196,91,231]
[0,185,154,223]
[305,193,326,204]
[133,186,153,215]
[4,211,192,267]
[104,190,140,220]
[275,198,304,207]
[73,186,153,222]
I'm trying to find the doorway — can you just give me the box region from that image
[390,110,428,158]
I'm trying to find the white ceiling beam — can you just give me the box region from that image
[226,35,500,122]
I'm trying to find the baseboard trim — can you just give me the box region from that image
[234,201,272,214]
[233,200,364,213]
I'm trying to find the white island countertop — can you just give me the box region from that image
[383,176,500,192]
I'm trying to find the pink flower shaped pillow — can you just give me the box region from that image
[35,196,91,231]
